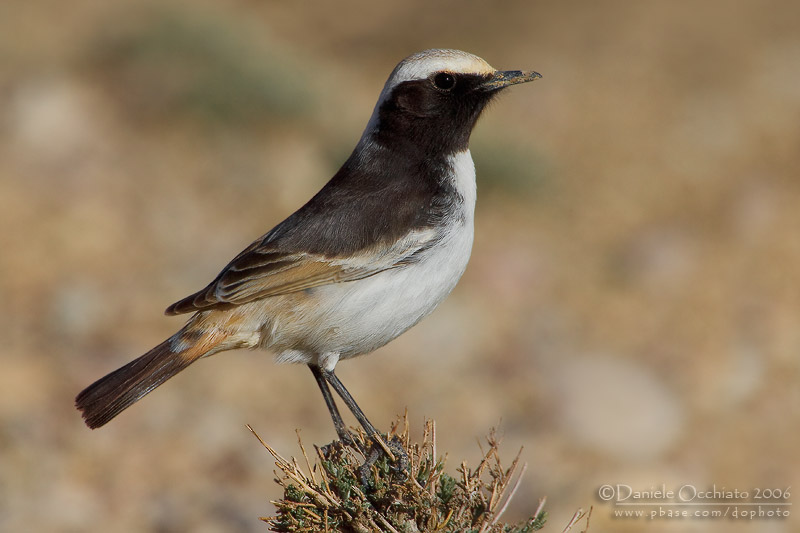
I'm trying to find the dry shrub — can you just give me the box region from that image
[249,415,590,533]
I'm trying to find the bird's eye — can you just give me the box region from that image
[432,72,456,91]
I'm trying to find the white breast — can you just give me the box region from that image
[270,150,476,367]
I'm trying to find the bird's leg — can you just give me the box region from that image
[309,365,361,452]
[322,368,409,481]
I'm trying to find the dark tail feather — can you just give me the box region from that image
[76,333,217,429]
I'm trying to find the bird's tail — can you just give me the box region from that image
[75,322,227,429]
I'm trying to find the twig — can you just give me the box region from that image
[488,461,528,529]
[561,506,591,533]
[296,429,316,486]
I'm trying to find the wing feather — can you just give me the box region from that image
[165,228,438,315]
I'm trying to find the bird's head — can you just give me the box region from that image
[361,49,541,155]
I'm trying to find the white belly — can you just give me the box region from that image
[267,150,477,368]
[305,219,473,358]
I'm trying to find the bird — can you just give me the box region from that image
[76,49,540,464]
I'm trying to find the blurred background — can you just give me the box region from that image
[2,0,799,531]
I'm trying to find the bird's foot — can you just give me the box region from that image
[320,430,365,458]
[358,434,409,486]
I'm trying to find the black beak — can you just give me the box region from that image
[480,70,542,91]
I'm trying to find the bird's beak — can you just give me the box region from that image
[481,70,542,91]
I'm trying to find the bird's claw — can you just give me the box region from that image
[358,435,409,486]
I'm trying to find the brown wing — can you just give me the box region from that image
[165,228,437,315]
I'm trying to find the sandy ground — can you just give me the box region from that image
[2,1,799,531]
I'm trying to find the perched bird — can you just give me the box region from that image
[76,49,540,461]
